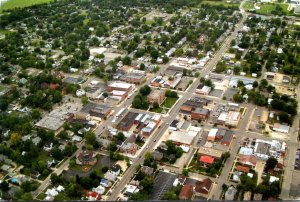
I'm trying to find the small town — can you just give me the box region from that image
[0,0,299,200]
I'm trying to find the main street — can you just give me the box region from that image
[107,8,248,200]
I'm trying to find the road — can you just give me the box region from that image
[107,8,248,200]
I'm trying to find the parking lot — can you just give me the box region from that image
[209,89,224,98]
[223,88,239,101]
[149,171,177,200]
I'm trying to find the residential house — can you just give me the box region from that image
[238,155,257,168]
[194,178,213,196]
[244,191,252,200]
[179,184,194,200]
[120,143,140,155]
[225,186,237,200]
[104,170,118,182]
[77,151,97,165]
[140,166,154,176]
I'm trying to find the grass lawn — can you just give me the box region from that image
[255,3,288,15]
[0,29,12,35]
[243,1,254,10]
[150,107,163,113]
[161,97,178,109]
[0,0,53,12]
[200,0,240,8]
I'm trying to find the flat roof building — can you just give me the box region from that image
[147,89,166,106]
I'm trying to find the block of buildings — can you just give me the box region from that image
[120,70,146,85]
[179,97,211,120]
[81,102,112,119]
[147,89,166,106]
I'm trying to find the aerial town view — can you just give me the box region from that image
[0,0,299,200]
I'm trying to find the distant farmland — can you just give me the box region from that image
[0,0,54,12]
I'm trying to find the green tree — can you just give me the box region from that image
[233,93,244,103]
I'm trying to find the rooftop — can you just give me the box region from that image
[198,147,223,158]
[168,131,196,145]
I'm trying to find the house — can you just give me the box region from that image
[104,170,118,182]
[225,186,237,200]
[120,143,140,155]
[152,151,163,161]
[85,191,101,200]
[140,166,154,176]
[238,155,257,168]
[253,193,263,201]
[236,165,250,173]
[199,155,215,165]
[179,184,194,200]
[125,185,139,196]
[77,151,97,165]
[43,142,53,152]
[194,178,213,196]
[92,185,105,195]
[147,89,166,106]
[32,136,42,146]
[30,170,41,179]
[244,191,252,200]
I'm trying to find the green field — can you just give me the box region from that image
[242,1,254,10]
[255,3,288,15]
[0,0,53,12]
[200,0,240,8]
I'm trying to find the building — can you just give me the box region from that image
[238,155,257,168]
[191,108,210,120]
[244,191,252,200]
[121,71,146,85]
[147,89,166,106]
[199,155,215,165]
[254,142,270,160]
[77,151,97,165]
[225,186,237,200]
[168,131,196,146]
[120,143,140,155]
[273,123,290,133]
[194,178,213,196]
[198,147,223,159]
[81,102,112,119]
[236,165,250,173]
[196,85,211,95]
[108,82,132,92]
[179,184,194,200]
[225,111,241,127]
[117,112,138,131]
[253,193,263,201]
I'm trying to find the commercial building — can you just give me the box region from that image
[81,102,112,118]
[217,111,241,127]
[179,97,211,120]
[273,123,290,133]
[147,89,166,106]
[108,82,132,92]
[168,131,196,146]
[196,85,211,95]
[120,70,146,85]
[117,112,138,131]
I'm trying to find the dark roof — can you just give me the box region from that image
[81,102,111,117]
[149,171,177,200]
[117,112,138,129]
[195,178,213,194]
[170,120,179,128]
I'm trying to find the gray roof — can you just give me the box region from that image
[225,186,237,200]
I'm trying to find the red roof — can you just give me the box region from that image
[236,165,250,173]
[179,184,194,200]
[199,155,215,164]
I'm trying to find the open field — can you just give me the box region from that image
[0,0,53,12]
[255,3,288,15]
[200,0,240,8]
[242,1,254,10]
